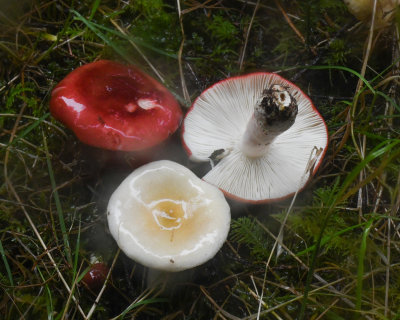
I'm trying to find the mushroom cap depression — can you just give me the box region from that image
[50,60,182,151]
[182,72,328,203]
[107,160,231,272]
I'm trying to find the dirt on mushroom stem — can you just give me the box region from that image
[257,85,298,129]
[240,84,299,158]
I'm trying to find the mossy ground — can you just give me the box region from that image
[1,0,399,319]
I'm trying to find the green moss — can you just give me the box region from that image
[324,39,352,65]
[1,0,399,318]
[231,217,272,261]
[206,15,239,42]
[128,0,181,55]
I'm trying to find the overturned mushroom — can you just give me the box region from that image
[50,60,182,151]
[182,73,328,203]
[107,160,231,272]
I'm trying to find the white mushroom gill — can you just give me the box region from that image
[107,160,231,272]
[182,73,328,202]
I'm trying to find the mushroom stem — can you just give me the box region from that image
[239,84,298,158]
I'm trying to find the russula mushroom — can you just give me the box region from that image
[182,73,328,203]
[107,160,231,272]
[50,60,182,151]
[344,0,399,28]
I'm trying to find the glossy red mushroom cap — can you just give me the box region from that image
[82,262,109,291]
[50,60,182,151]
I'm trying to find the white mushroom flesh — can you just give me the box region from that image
[107,160,231,271]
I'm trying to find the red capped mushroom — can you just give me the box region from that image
[82,262,109,291]
[50,60,182,151]
[182,73,328,203]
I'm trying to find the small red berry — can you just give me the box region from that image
[82,262,109,290]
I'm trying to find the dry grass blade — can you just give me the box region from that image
[338,0,378,156]
[238,0,260,71]
[254,219,359,312]
[61,262,84,320]
[1,1,399,318]
[181,0,222,15]
[255,147,322,319]
[385,171,400,317]
[4,178,87,319]
[176,0,191,106]
[109,283,167,320]
[86,250,120,319]
[243,277,349,320]
[99,8,166,84]
[2,90,86,318]
[200,286,242,320]
[273,0,305,45]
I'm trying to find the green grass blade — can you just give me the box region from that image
[340,143,400,203]
[72,10,135,65]
[309,65,400,111]
[37,267,54,320]
[369,55,400,83]
[338,139,400,201]
[296,219,373,256]
[0,238,14,286]
[76,266,91,284]
[89,0,101,20]
[4,112,50,148]
[355,219,373,312]
[84,20,179,59]
[298,183,340,320]
[296,214,398,257]
[299,139,399,318]
[309,65,375,94]
[42,131,72,266]
[72,10,180,61]
[34,10,75,65]
[376,91,400,112]
[119,298,169,319]
[72,214,81,281]
[298,181,341,319]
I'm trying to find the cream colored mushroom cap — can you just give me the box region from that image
[107,160,231,272]
[344,0,400,27]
